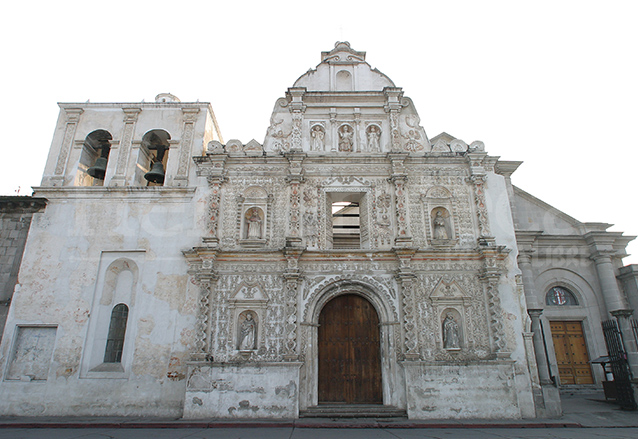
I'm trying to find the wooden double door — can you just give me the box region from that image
[318,294,383,404]
[550,321,594,385]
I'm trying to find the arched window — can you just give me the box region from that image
[103,304,129,363]
[546,286,578,306]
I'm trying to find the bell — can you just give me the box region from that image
[144,161,165,184]
[87,157,108,180]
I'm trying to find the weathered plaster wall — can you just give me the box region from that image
[0,189,207,416]
[403,362,521,419]
[184,363,301,419]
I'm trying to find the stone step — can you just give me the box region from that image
[300,404,407,418]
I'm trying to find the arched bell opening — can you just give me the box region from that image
[141,129,171,186]
[77,130,113,186]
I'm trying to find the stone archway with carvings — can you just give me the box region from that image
[299,279,403,410]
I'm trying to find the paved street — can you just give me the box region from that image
[0,427,638,439]
[1,391,637,438]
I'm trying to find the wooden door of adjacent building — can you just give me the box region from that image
[318,294,382,404]
[550,321,594,385]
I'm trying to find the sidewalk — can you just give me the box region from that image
[0,391,635,429]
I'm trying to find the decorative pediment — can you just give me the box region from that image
[430,279,470,306]
[244,139,263,155]
[243,186,268,199]
[320,176,371,188]
[230,282,269,307]
[225,139,243,154]
[321,41,366,64]
[425,186,452,200]
[431,138,451,152]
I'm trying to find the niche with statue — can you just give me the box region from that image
[237,311,258,351]
[422,186,458,247]
[429,279,471,352]
[229,282,269,356]
[237,186,272,247]
[441,308,463,351]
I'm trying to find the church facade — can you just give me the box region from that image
[0,42,636,419]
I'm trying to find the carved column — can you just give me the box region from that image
[388,153,412,246]
[479,265,509,357]
[283,247,303,360]
[174,107,200,187]
[51,108,83,186]
[518,250,541,308]
[466,152,494,245]
[527,309,553,385]
[591,250,627,314]
[182,249,218,361]
[395,248,418,359]
[329,109,337,152]
[285,152,305,246]
[354,109,361,152]
[384,87,403,152]
[287,87,306,152]
[194,154,227,246]
[109,108,141,187]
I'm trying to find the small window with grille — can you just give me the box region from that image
[103,304,129,363]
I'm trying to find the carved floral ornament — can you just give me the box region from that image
[205,139,264,155]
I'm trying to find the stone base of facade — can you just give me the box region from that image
[402,361,525,419]
[183,362,302,419]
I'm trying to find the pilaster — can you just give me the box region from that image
[182,248,219,361]
[466,152,493,244]
[51,108,83,186]
[173,107,200,187]
[388,152,412,246]
[110,107,141,187]
[193,154,228,246]
[383,87,403,152]
[283,246,304,361]
[285,151,306,244]
[394,247,418,359]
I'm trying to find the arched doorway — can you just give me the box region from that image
[318,294,382,404]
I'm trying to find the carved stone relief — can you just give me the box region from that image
[401,114,426,152]
[219,178,286,249]
[442,311,462,350]
[211,275,282,362]
[238,311,257,351]
[366,124,381,152]
[310,124,325,152]
[338,124,354,152]
[236,186,270,247]
[416,274,492,361]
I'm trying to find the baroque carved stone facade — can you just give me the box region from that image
[0,42,636,419]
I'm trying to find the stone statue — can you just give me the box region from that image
[433,210,448,240]
[443,313,460,349]
[367,125,380,152]
[310,125,325,151]
[239,312,256,350]
[245,208,262,239]
[338,125,353,152]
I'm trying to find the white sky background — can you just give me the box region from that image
[1,0,636,263]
